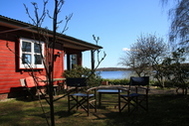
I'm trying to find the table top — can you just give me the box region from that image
[97,89,120,93]
[41,78,66,82]
[52,78,66,81]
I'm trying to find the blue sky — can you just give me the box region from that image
[0,0,173,68]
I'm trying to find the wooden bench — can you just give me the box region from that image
[20,76,67,98]
[20,76,47,99]
[20,76,47,87]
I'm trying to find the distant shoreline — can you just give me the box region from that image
[96,67,131,71]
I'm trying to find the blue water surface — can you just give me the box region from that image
[97,70,133,79]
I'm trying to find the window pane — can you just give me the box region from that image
[70,54,77,69]
[34,43,41,53]
[34,54,42,64]
[22,54,31,64]
[22,41,31,52]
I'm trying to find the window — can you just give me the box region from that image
[70,54,77,69]
[19,38,44,69]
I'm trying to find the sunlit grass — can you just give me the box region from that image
[0,94,189,126]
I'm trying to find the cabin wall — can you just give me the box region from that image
[0,39,65,100]
[54,48,65,78]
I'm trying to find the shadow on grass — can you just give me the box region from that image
[0,94,189,126]
[15,95,48,102]
[100,95,189,126]
[29,110,72,119]
[55,110,76,118]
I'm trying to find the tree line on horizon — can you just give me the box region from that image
[96,67,131,71]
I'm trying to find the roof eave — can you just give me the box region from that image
[0,15,102,51]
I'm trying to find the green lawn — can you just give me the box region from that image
[0,93,189,126]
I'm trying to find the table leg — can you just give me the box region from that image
[98,92,102,107]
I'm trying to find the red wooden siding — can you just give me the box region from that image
[0,39,64,94]
[54,49,64,78]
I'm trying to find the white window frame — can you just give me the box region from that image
[19,38,44,69]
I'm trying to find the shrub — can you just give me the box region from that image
[101,79,129,85]
[63,65,102,87]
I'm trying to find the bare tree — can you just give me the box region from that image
[119,34,167,82]
[92,35,107,70]
[119,45,149,77]
[161,0,189,88]
[161,0,189,47]
[162,48,189,94]
[23,0,72,126]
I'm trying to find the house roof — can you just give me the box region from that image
[0,15,102,51]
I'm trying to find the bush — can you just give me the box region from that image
[164,81,175,88]
[101,79,129,85]
[63,65,102,87]
[151,80,180,88]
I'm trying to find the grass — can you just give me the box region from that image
[0,93,189,126]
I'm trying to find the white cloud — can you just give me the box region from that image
[122,48,140,52]
[122,48,131,51]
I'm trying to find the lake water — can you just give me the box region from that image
[97,70,133,79]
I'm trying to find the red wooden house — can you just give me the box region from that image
[0,15,102,100]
